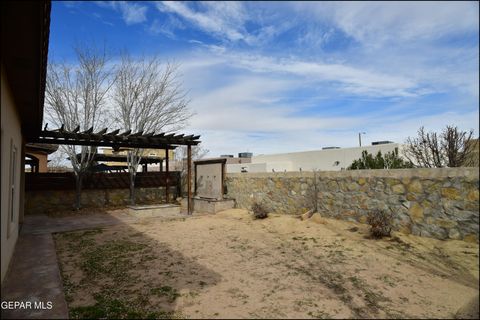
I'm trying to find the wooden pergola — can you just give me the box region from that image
[29,125,200,214]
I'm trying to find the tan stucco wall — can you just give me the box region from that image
[26,151,48,172]
[1,69,23,283]
[101,148,174,170]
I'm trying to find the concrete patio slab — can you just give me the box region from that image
[1,234,68,319]
[127,204,181,217]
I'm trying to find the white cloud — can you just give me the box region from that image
[156,1,250,42]
[204,51,420,98]
[118,2,147,25]
[88,1,478,156]
[155,1,288,45]
[148,15,185,38]
[96,1,147,25]
[173,48,478,156]
[293,1,479,46]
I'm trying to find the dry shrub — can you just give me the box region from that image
[366,209,393,238]
[251,202,268,219]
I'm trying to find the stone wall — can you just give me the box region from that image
[225,168,479,242]
[25,187,177,215]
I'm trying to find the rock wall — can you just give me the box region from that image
[25,187,177,215]
[225,168,479,242]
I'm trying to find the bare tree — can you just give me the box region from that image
[47,149,70,171]
[112,53,191,204]
[174,145,209,196]
[404,125,476,168]
[45,44,114,209]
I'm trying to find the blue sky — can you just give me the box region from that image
[50,1,479,156]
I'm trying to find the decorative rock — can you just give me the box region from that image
[398,225,412,234]
[467,190,479,201]
[347,182,359,191]
[435,218,457,228]
[310,212,328,224]
[407,180,423,193]
[448,228,461,240]
[301,209,315,220]
[406,193,417,201]
[341,210,356,217]
[409,203,424,222]
[392,184,406,194]
[464,234,478,243]
[401,201,411,209]
[441,187,460,200]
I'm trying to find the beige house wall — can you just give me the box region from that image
[101,148,175,168]
[101,148,174,170]
[26,151,48,172]
[1,70,23,283]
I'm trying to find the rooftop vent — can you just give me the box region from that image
[371,141,394,145]
[238,152,253,158]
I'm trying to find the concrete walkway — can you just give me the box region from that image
[1,210,195,319]
[1,233,69,319]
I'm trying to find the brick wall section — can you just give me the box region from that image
[225,168,479,242]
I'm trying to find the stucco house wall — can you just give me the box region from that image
[1,70,23,282]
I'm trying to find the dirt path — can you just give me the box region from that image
[54,209,479,319]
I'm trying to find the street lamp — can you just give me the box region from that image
[358,132,366,147]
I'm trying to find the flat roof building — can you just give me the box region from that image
[227,143,403,173]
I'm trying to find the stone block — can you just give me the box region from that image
[467,190,479,201]
[441,187,460,200]
[435,218,457,228]
[464,234,478,243]
[407,180,423,193]
[392,184,406,194]
[409,203,424,222]
[448,228,461,240]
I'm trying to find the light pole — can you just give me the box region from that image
[358,132,366,147]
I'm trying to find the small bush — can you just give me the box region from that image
[366,209,393,238]
[251,202,268,219]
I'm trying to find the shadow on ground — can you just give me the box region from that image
[2,211,221,319]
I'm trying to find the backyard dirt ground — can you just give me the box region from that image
[54,209,479,319]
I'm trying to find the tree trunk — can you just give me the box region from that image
[129,172,136,205]
[74,173,83,210]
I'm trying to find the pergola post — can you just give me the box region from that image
[187,144,192,215]
[165,146,169,203]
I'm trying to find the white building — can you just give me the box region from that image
[227,143,404,172]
